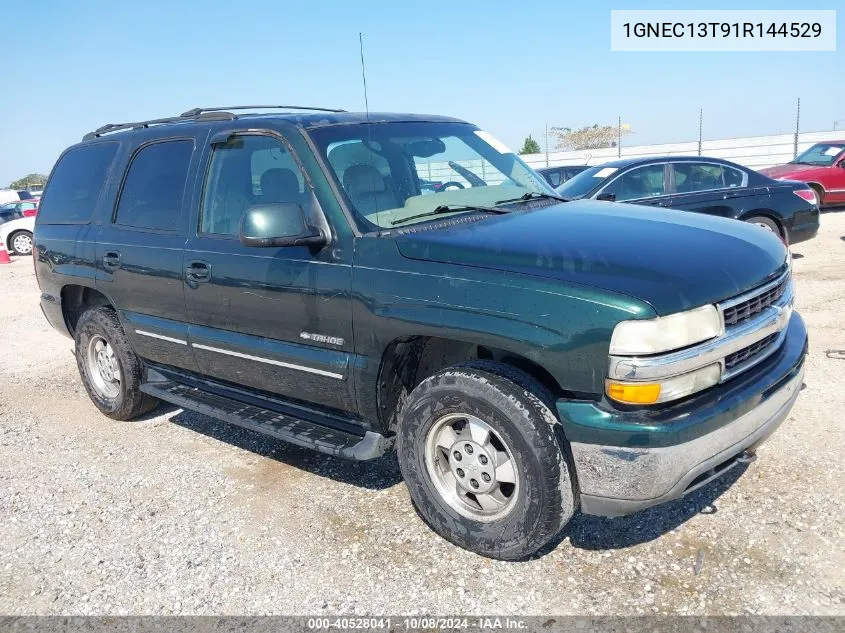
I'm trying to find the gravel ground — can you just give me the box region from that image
[1,214,844,616]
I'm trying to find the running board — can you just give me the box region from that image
[141,376,391,461]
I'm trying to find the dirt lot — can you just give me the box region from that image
[1,214,844,616]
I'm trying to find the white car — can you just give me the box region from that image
[0,214,34,255]
[0,189,20,204]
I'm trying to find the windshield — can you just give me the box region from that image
[557,165,618,199]
[793,143,845,166]
[307,121,554,230]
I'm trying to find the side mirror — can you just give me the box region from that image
[596,192,616,202]
[239,203,328,248]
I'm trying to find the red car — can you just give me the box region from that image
[760,141,845,208]
[0,199,38,217]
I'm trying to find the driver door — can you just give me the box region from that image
[182,130,357,413]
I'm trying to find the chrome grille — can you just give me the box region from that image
[724,333,779,369]
[722,274,788,328]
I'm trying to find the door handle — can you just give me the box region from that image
[185,260,212,287]
[102,251,121,270]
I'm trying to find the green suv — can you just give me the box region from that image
[33,106,806,560]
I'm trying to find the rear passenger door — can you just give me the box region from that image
[96,133,206,372]
[182,131,357,413]
[668,162,751,219]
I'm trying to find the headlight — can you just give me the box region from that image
[609,305,722,355]
[606,363,721,405]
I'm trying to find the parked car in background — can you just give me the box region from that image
[1,200,38,217]
[536,165,589,188]
[34,106,806,559]
[26,186,45,198]
[557,156,819,245]
[759,141,845,208]
[0,212,34,255]
[0,189,20,204]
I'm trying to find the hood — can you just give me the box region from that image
[759,163,822,179]
[394,201,787,316]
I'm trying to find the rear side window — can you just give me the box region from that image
[673,163,724,193]
[723,166,745,188]
[37,142,119,224]
[114,140,193,231]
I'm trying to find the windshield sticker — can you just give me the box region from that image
[594,167,618,178]
[824,147,843,156]
[474,130,513,154]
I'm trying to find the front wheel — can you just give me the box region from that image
[397,363,575,560]
[9,230,33,255]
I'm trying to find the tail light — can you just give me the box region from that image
[793,188,818,206]
[23,208,37,217]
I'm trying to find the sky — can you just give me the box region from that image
[1,0,842,186]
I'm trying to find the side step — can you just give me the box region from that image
[141,377,391,461]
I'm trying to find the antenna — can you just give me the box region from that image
[359,32,381,233]
[359,33,370,120]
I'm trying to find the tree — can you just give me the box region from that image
[9,173,48,190]
[518,135,541,155]
[550,124,632,150]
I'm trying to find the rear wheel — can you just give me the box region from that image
[74,306,159,420]
[9,230,32,255]
[745,215,780,235]
[397,363,575,560]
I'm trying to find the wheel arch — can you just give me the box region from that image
[739,209,785,238]
[61,284,115,336]
[806,182,825,204]
[375,335,572,433]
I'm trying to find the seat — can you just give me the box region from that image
[343,164,398,216]
[260,168,300,204]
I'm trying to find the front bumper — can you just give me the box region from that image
[557,311,807,517]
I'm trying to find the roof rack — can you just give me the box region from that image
[179,105,346,117]
[83,104,346,141]
[82,111,234,141]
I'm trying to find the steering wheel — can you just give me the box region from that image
[437,181,465,191]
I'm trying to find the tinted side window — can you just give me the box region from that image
[114,140,193,231]
[603,165,666,202]
[201,135,306,236]
[673,163,724,193]
[545,170,562,187]
[37,142,119,224]
[723,166,745,188]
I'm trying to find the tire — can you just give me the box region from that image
[397,362,575,560]
[745,215,780,235]
[9,230,33,255]
[74,306,159,420]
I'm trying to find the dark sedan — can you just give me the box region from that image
[557,156,820,245]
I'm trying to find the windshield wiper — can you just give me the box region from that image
[495,191,569,205]
[391,204,507,226]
